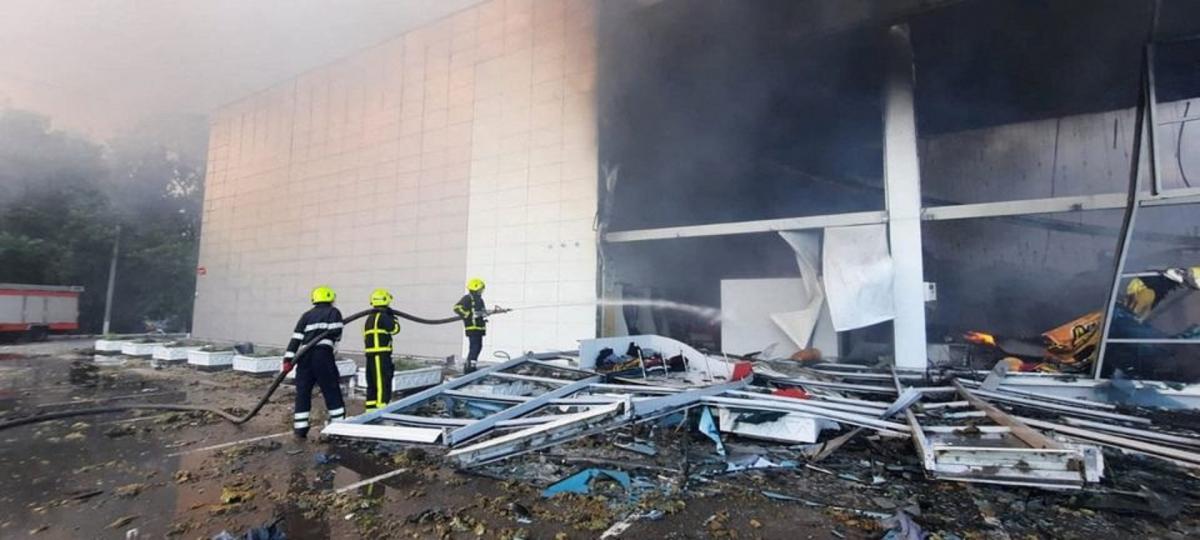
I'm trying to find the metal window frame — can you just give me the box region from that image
[324,352,604,445]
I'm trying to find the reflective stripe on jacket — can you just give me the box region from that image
[453,293,486,333]
[284,303,343,360]
[363,308,400,353]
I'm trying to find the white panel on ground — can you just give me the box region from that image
[716,408,839,444]
[822,224,896,331]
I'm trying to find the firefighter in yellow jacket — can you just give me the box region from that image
[363,289,400,411]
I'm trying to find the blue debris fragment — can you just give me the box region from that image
[541,468,632,498]
[723,455,796,473]
[698,407,726,456]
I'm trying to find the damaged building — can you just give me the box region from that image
[192,1,1200,388]
[9,1,1200,538]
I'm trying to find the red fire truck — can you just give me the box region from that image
[0,283,83,342]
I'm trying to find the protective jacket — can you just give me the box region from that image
[453,293,487,334]
[363,308,400,353]
[285,303,343,361]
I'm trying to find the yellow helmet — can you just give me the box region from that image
[466,277,485,292]
[311,286,336,304]
[370,288,393,307]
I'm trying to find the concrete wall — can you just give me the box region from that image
[193,0,598,358]
[463,0,599,357]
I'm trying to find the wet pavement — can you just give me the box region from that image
[4,340,1200,539]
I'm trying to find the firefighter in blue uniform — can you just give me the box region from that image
[363,288,400,411]
[283,286,346,438]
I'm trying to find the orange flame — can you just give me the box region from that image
[963,331,997,347]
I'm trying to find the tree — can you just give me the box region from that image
[104,114,207,332]
[0,108,206,333]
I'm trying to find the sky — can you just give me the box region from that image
[0,0,480,139]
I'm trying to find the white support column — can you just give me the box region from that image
[883,24,928,371]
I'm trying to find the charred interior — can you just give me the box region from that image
[595,0,1200,381]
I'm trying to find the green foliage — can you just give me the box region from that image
[0,109,206,333]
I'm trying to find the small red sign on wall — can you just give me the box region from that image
[197,266,207,276]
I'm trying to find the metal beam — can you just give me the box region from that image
[1060,417,1200,449]
[441,389,531,403]
[488,372,574,385]
[1094,55,1151,379]
[1020,416,1200,467]
[603,210,887,243]
[1146,43,1163,196]
[702,396,910,433]
[447,403,628,466]
[348,353,545,425]
[603,186,1200,245]
[967,386,1152,425]
[954,380,1064,450]
[446,375,603,445]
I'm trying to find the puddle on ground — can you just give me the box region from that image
[322,448,400,499]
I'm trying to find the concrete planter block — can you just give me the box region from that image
[121,342,158,356]
[153,345,200,361]
[93,355,127,366]
[94,339,127,352]
[233,355,282,374]
[187,349,235,368]
[286,359,359,380]
[356,365,443,394]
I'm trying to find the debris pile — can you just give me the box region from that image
[317,335,1200,536]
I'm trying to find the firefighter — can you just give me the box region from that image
[453,278,488,373]
[283,286,346,439]
[363,288,400,411]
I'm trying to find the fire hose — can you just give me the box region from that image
[0,307,504,431]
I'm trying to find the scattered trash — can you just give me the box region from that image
[721,455,796,474]
[219,484,254,505]
[761,490,891,519]
[107,515,137,529]
[115,483,145,498]
[313,452,339,465]
[66,488,104,501]
[542,468,632,497]
[508,502,533,524]
[599,509,665,539]
[613,440,658,456]
[772,387,809,399]
[698,407,726,456]
[879,509,926,540]
[104,424,137,438]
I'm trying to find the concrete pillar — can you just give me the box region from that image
[883,24,928,371]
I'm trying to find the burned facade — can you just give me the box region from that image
[194,0,1200,380]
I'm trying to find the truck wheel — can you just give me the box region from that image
[28,326,49,342]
